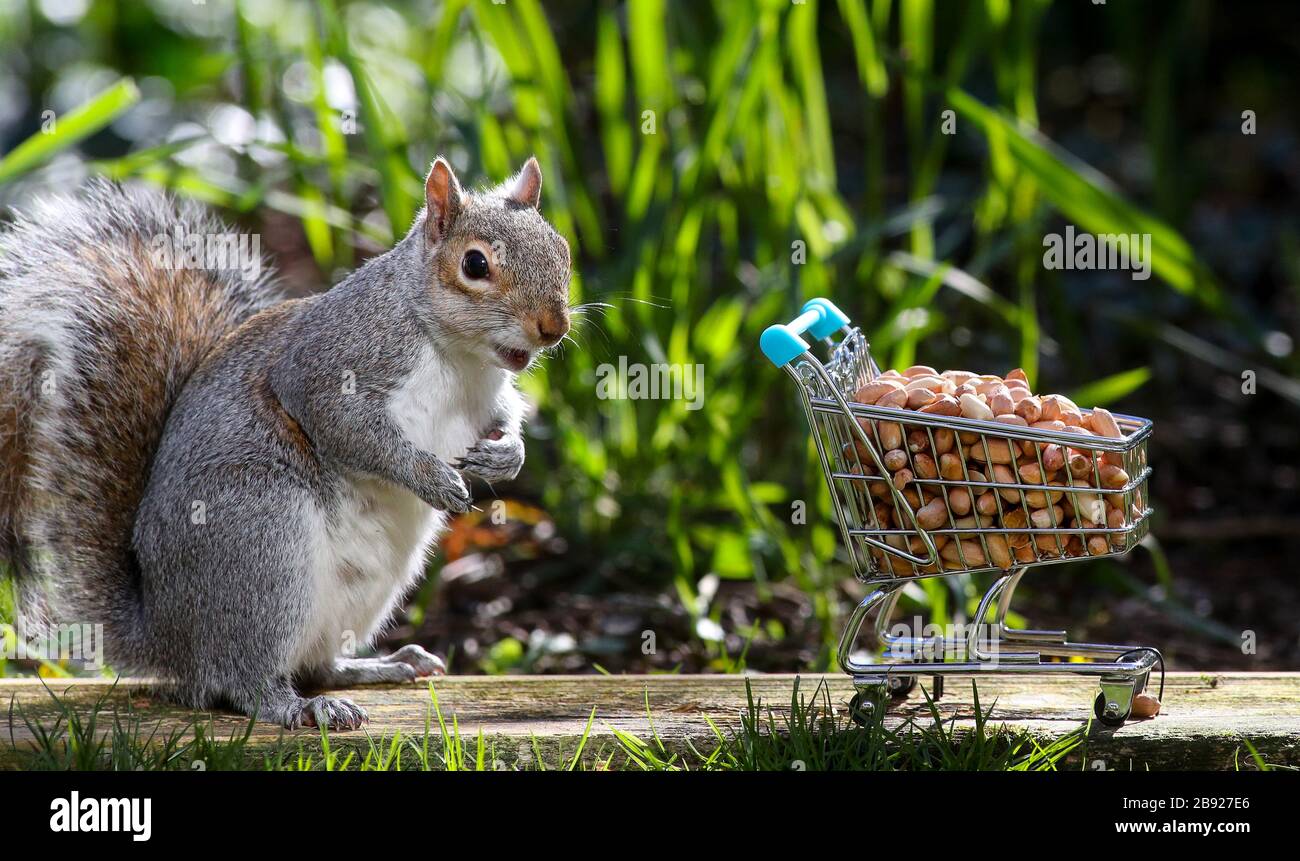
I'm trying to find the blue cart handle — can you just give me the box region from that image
[760,298,851,367]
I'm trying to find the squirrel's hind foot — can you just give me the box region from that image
[290,695,368,731]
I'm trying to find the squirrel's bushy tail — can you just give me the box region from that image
[0,180,280,667]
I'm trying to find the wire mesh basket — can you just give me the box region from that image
[797,327,1153,584]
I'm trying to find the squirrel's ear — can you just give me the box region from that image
[424,157,463,243]
[506,156,543,209]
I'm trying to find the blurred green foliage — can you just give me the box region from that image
[1,0,1295,671]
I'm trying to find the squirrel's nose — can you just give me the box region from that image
[528,308,569,347]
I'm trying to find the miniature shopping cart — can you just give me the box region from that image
[762,298,1162,727]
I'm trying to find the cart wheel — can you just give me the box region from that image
[888,675,917,698]
[848,693,871,727]
[1094,692,1130,728]
[848,690,886,727]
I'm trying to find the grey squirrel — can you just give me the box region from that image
[0,156,571,729]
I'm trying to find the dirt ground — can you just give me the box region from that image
[384,499,1295,676]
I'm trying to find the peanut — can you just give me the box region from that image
[878,421,904,450]
[986,535,1013,570]
[875,386,909,409]
[904,375,949,393]
[872,502,894,529]
[883,448,909,471]
[968,439,1016,464]
[1018,462,1052,485]
[1067,449,1093,478]
[988,388,1014,417]
[1087,406,1122,438]
[959,393,995,421]
[1098,463,1129,489]
[856,379,903,404]
[951,514,992,537]
[992,463,1021,503]
[919,394,961,416]
[1002,508,1032,548]
[1030,505,1064,529]
[908,534,937,556]
[841,442,863,474]
[1035,534,1064,556]
[1041,444,1066,472]
[913,453,939,480]
[1107,506,1127,546]
[1069,480,1106,524]
[1040,394,1066,422]
[941,539,986,567]
[906,387,938,409]
[939,452,965,481]
[1024,482,1065,509]
[1131,693,1161,719]
[916,497,949,530]
[1014,396,1042,424]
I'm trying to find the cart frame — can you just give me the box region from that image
[762,298,1162,725]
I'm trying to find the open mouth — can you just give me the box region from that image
[494,345,533,372]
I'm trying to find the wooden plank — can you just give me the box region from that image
[2,673,1297,770]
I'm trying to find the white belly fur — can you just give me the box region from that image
[295,344,508,671]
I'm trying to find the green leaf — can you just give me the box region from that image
[595,8,631,195]
[0,79,141,185]
[835,0,888,96]
[1068,367,1152,408]
[945,86,1222,308]
[711,532,753,580]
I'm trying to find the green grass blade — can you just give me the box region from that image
[595,6,631,195]
[0,79,141,185]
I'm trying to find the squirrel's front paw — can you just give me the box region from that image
[455,432,525,484]
[413,458,472,513]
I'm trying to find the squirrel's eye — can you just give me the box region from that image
[462,249,490,280]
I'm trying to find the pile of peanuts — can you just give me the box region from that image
[844,365,1140,573]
